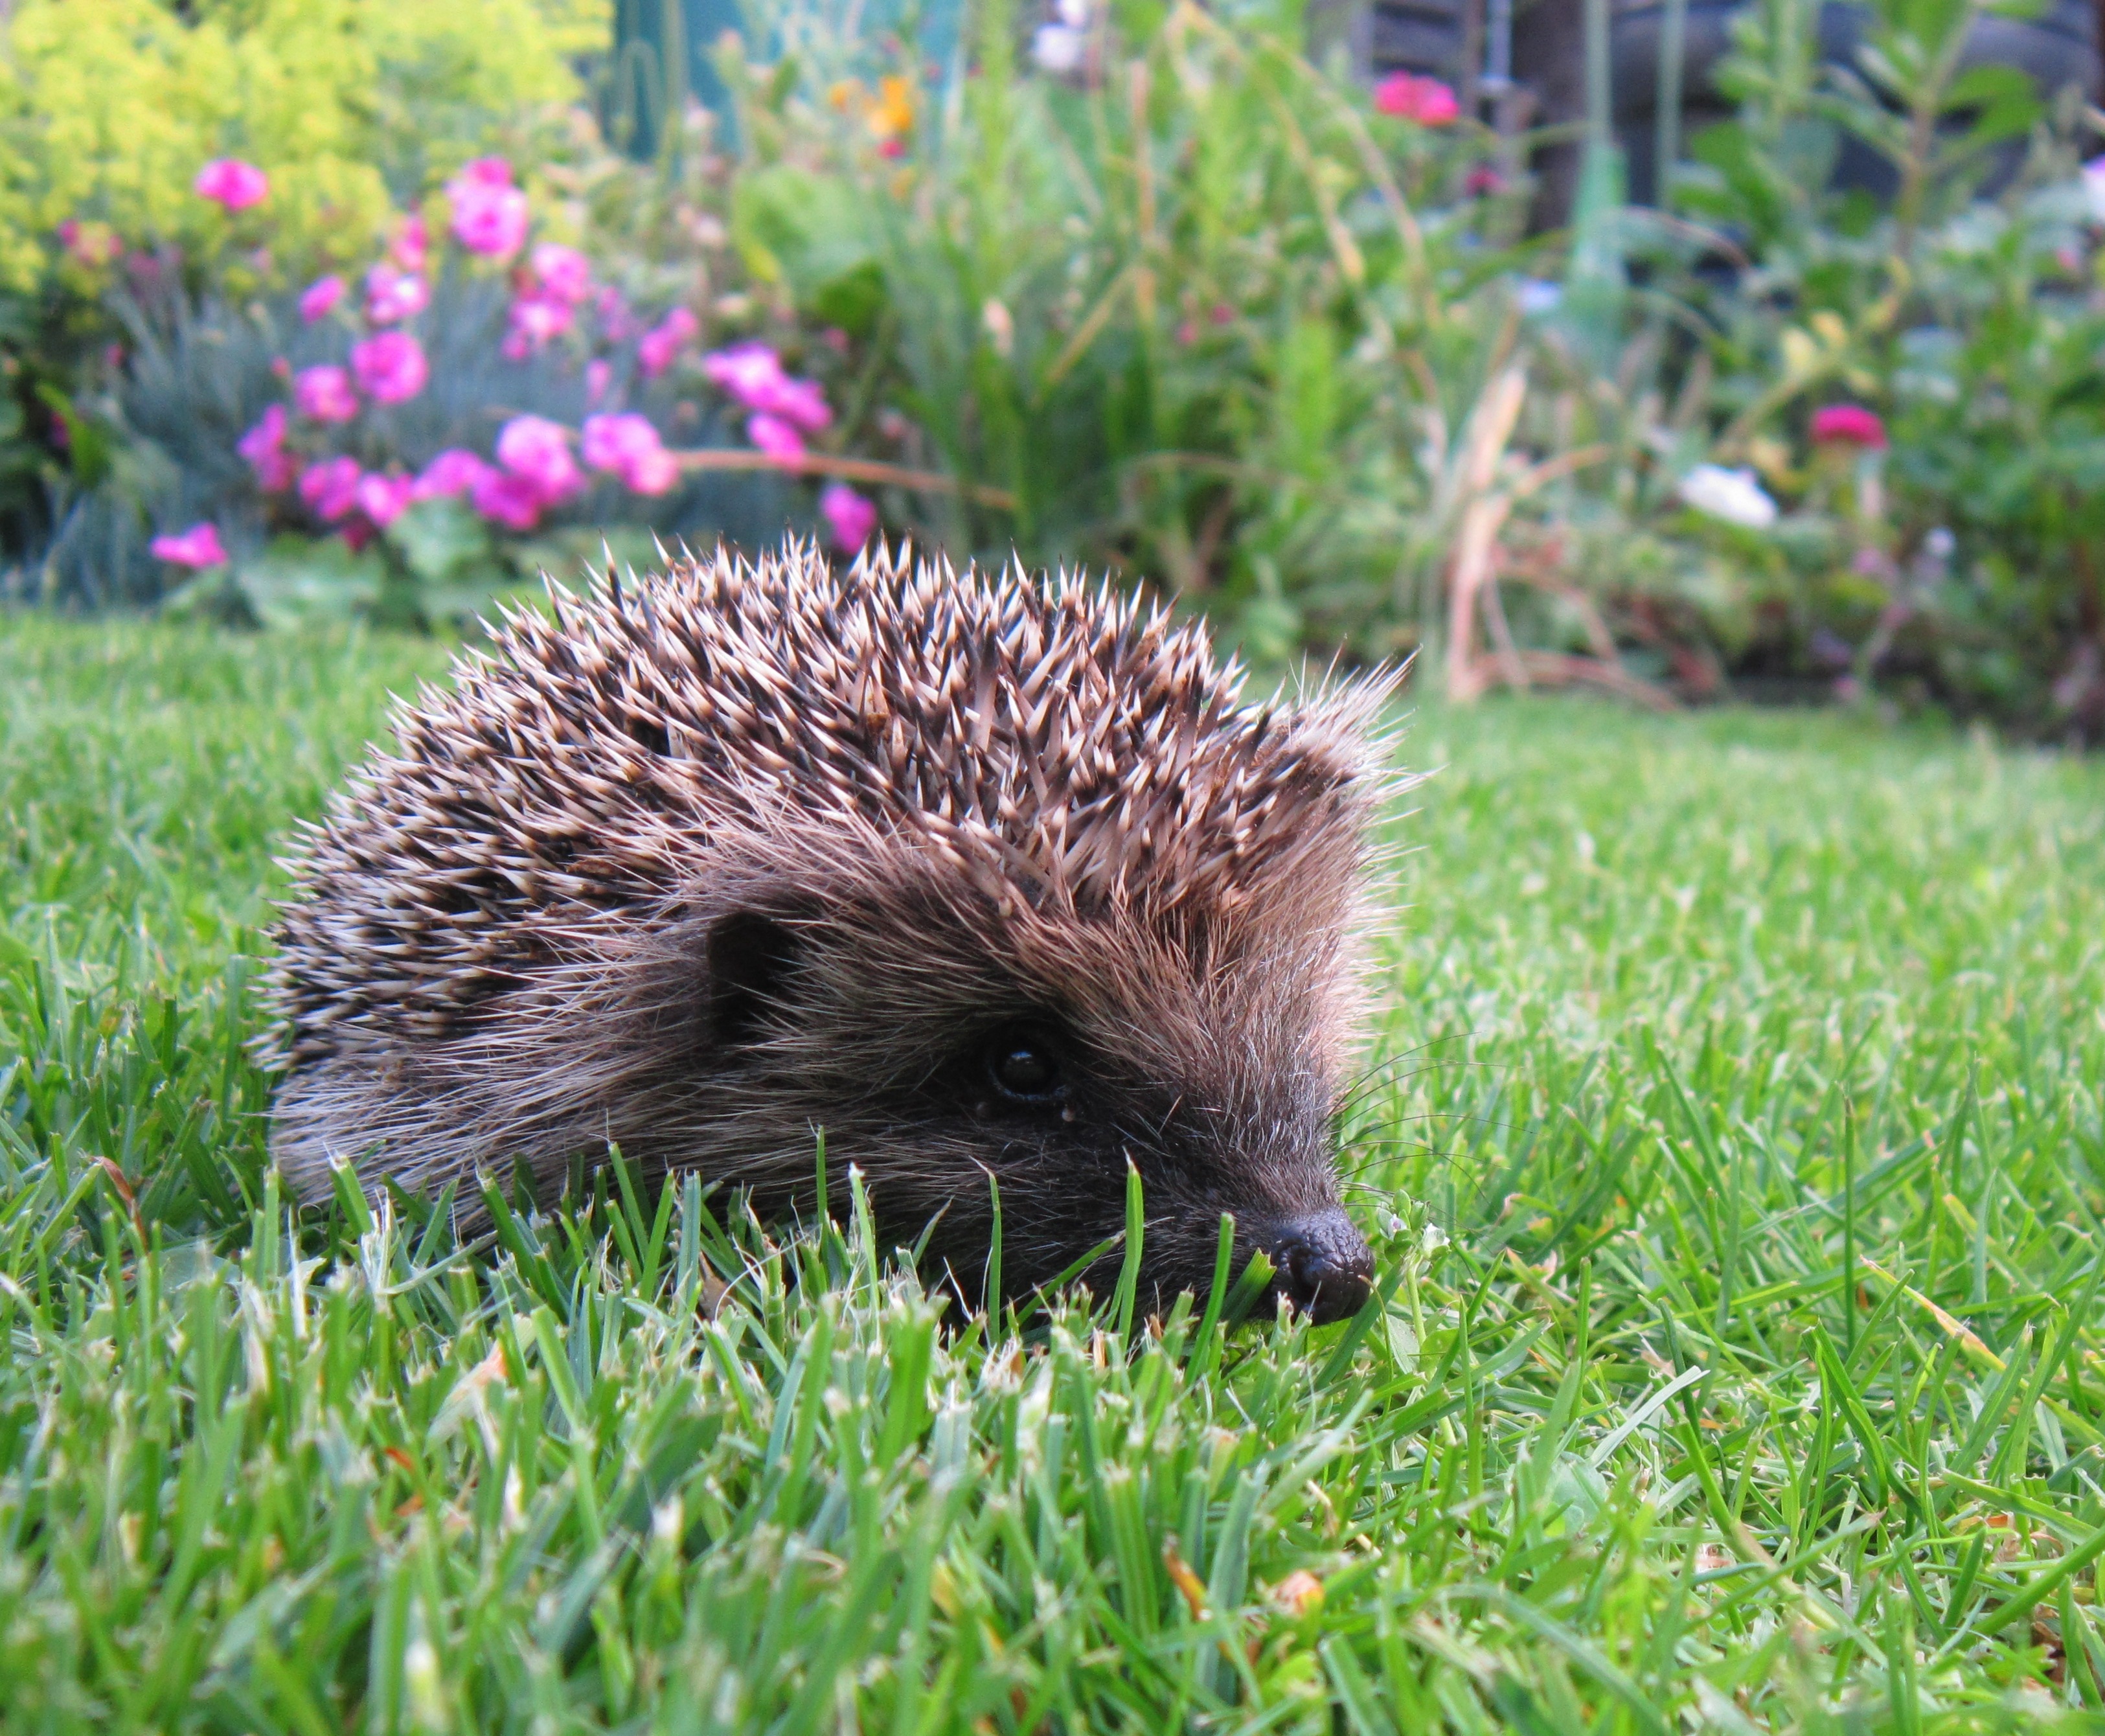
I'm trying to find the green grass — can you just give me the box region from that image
[4,617,2105,1732]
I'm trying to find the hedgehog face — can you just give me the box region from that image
[685,856,1376,1323]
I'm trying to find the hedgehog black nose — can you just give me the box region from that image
[1271,1210,1374,1325]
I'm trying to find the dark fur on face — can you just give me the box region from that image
[267,542,1402,1320]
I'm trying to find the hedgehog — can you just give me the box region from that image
[267,540,1402,1322]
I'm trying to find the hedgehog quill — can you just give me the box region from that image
[267,542,1402,1321]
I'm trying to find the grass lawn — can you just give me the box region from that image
[4,617,2105,1732]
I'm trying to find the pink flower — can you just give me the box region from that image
[150,522,228,569]
[581,413,680,495]
[294,365,359,422]
[1810,404,1888,450]
[194,159,269,211]
[530,243,593,306]
[411,449,495,501]
[299,456,365,521]
[458,156,515,188]
[639,308,700,378]
[503,293,573,358]
[364,266,429,324]
[1465,163,1506,196]
[703,341,832,429]
[622,444,681,495]
[585,358,612,406]
[237,404,295,492]
[355,472,415,529]
[496,414,582,505]
[299,275,345,323]
[447,158,530,259]
[747,412,806,464]
[472,467,544,531]
[772,376,833,433]
[703,340,789,404]
[820,483,877,551]
[391,214,429,273]
[350,332,428,405]
[1374,73,1460,126]
[580,412,654,474]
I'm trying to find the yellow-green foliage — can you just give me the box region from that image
[0,0,611,293]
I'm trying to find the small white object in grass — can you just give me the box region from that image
[653,1496,684,1546]
[1421,1223,1448,1253]
[1515,278,1563,315]
[1032,23,1086,71]
[1382,1210,1405,1237]
[1678,463,1778,530]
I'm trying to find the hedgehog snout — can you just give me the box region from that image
[1266,1208,1374,1324]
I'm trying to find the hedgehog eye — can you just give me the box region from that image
[985,1027,1062,1103]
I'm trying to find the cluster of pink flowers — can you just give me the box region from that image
[194,159,269,211]
[503,242,595,358]
[150,523,229,569]
[702,342,833,463]
[1374,73,1460,126]
[157,150,884,571]
[448,157,530,260]
[582,413,681,495]
[639,308,700,379]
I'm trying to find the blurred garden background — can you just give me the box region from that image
[1,0,2102,735]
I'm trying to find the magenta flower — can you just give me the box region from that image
[495,414,582,505]
[237,404,295,492]
[502,293,573,358]
[530,243,593,306]
[299,456,364,521]
[581,412,679,494]
[391,214,429,273]
[1374,73,1460,126]
[150,522,228,569]
[747,412,806,464]
[294,365,359,423]
[364,266,429,325]
[768,376,833,434]
[1810,404,1888,450]
[702,340,788,404]
[299,275,345,324]
[703,341,831,430]
[624,444,681,495]
[585,358,612,406]
[355,472,415,529]
[447,157,529,259]
[639,308,700,379]
[820,483,878,551]
[411,449,495,501]
[194,159,269,211]
[580,412,655,474]
[350,332,428,405]
[472,467,545,531]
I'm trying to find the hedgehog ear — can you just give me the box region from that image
[705,911,801,1048]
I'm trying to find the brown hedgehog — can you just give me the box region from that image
[268,540,1400,1321]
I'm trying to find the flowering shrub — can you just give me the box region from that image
[25,126,893,622]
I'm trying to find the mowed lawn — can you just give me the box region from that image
[3,616,2104,1733]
